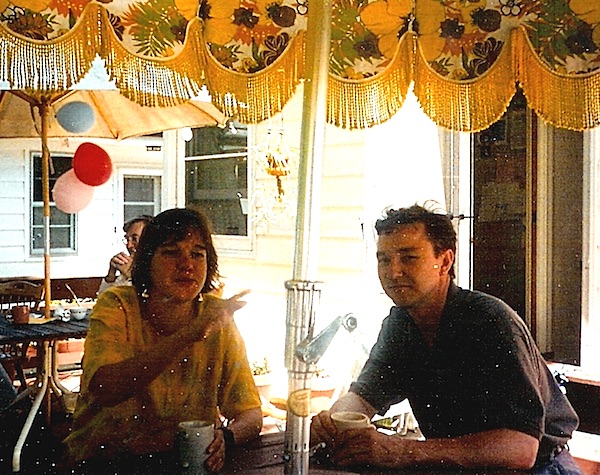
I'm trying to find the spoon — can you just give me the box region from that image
[65,284,82,307]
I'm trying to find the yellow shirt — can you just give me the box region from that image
[64,286,261,462]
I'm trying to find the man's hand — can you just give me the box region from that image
[310,410,338,447]
[311,410,390,468]
[111,252,132,276]
[105,252,132,283]
[329,425,394,468]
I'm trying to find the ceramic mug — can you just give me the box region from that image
[176,420,215,474]
[331,411,373,431]
[10,305,30,324]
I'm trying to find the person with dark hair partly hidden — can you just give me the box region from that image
[310,204,582,475]
[98,215,153,294]
[64,208,262,472]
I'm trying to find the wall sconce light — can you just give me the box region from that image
[181,127,193,142]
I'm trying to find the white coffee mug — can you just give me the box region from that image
[331,411,373,431]
[176,420,215,474]
[70,307,88,321]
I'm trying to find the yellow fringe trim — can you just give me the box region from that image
[515,28,600,132]
[103,14,206,108]
[203,31,305,123]
[413,32,516,133]
[327,32,413,130]
[2,2,600,129]
[0,3,103,93]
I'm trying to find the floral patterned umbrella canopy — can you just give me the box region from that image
[1,0,599,132]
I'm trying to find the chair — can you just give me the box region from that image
[0,281,44,391]
[0,281,43,312]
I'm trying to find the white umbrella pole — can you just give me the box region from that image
[283,0,332,473]
[40,102,52,319]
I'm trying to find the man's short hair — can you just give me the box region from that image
[375,204,457,279]
[123,215,153,233]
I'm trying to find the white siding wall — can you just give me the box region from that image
[0,136,163,280]
[217,89,446,380]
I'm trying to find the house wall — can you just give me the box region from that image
[0,135,163,280]
[215,89,446,379]
[216,91,372,373]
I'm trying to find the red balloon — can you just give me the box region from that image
[73,142,113,186]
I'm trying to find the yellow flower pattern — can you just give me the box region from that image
[0,0,598,77]
[10,0,51,12]
[360,0,411,58]
[330,0,600,79]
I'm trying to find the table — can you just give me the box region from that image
[224,432,530,475]
[0,316,89,473]
[69,431,529,475]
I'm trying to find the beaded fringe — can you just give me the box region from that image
[204,31,305,124]
[516,29,600,132]
[0,3,103,94]
[327,33,413,130]
[414,31,516,133]
[1,3,600,131]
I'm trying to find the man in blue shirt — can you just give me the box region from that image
[311,205,581,474]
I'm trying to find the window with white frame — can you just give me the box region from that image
[184,122,250,240]
[31,153,76,254]
[123,175,161,221]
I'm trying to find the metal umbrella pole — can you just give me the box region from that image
[283,0,332,473]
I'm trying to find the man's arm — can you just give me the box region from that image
[332,426,539,470]
[311,391,539,470]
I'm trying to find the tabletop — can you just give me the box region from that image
[73,432,528,475]
[224,432,528,475]
[0,315,89,344]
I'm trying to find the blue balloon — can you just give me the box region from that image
[56,101,95,134]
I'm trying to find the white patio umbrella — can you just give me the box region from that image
[0,88,226,319]
[0,89,225,140]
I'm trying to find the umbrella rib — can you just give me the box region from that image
[10,90,70,106]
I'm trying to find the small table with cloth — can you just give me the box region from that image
[63,286,261,463]
[0,314,89,472]
[349,283,580,471]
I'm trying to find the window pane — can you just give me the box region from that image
[185,156,247,236]
[50,206,72,225]
[185,122,247,157]
[32,206,44,227]
[124,177,155,202]
[33,155,71,202]
[50,227,72,248]
[184,122,249,237]
[123,175,160,222]
[125,205,155,222]
[31,154,76,253]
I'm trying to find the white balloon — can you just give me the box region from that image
[56,101,95,134]
[52,169,94,214]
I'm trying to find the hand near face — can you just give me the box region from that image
[191,290,250,341]
[111,252,132,278]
